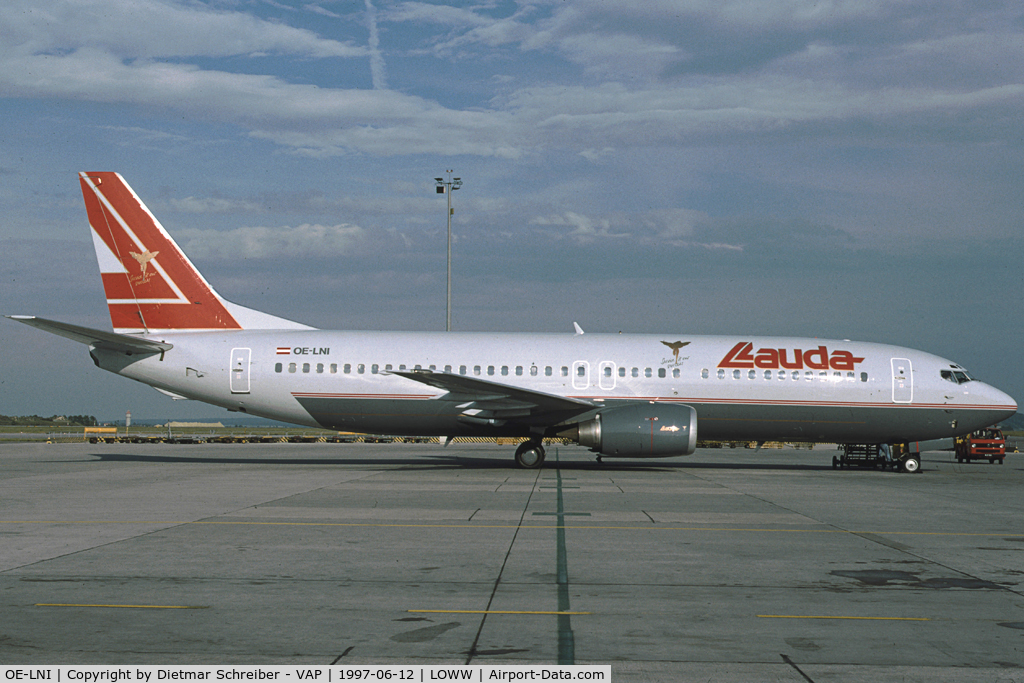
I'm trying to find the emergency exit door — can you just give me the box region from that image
[891,357,912,403]
[230,347,251,394]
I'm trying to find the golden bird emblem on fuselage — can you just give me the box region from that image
[661,340,690,361]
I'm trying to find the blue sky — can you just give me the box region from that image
[1,0,1022,421]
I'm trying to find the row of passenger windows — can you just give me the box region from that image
[702,368,869,382]
[272,363,872,383]
[273,362,683,379]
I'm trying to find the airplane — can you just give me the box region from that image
[8,172,1018,472]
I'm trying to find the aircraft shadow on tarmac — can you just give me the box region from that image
[81,451,838,472]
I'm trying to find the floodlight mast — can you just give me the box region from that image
[434,171,462,332]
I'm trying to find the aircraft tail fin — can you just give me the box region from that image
[80,172,313,333]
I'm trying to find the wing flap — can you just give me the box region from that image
[389,369,594,425]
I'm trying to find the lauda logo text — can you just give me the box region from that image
[719,342,865,371]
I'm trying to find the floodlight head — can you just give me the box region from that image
[434,178,444,183]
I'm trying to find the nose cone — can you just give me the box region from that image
[975,381,1018,425]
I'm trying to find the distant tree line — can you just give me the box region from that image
[0,414,98,426]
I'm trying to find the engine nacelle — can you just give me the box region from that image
[575,404,697,457]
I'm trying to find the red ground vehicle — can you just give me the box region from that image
[955,428,1006,464]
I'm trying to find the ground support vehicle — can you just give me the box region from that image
[833,444,920,473]
[955,428,1006,464]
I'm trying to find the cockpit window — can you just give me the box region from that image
[941,369,973,384]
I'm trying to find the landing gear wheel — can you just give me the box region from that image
[515,441,546,469]
[901,455,920,474]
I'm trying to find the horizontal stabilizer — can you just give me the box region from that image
[7,316,173,355]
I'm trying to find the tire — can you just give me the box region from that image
[901,455,920,474]
[515,441,545,469]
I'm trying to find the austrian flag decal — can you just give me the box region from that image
[276,347,291,355]
[719,342,865,371]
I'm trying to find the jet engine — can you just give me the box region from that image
[572,403,697,457]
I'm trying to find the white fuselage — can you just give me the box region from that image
[93,330,1017,447]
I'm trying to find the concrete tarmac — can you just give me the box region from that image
[1,441,1022,681]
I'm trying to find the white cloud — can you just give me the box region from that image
[1,0,1021,161]
[531,211,630,242]
[1,0,366,60]
[167,197,264,214]
[176,223,366,259]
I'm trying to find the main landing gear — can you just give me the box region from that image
[514,440,546,469]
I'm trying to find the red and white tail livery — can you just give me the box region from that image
[80,172,311,334]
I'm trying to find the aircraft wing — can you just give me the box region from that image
[389,369,595,426]
[7,316,173,355]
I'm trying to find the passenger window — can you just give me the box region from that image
[474,365,481,376]
[516,366,523,376]
[631,368,639,378]
[658,368,666,378]
[791,370,799,380]
[429,365,436,371]
[531,365,539,376]
[561,366,569,377]
[673,368,680,378]
[399,364,407,371]
[604,366,612,377]
[344,363,352,374]
[846,371,854,380]
[717,369,725,379]
[777,370,785,380]
[501,366,509,376]
[444,365,451,373]
[645,368,652,378]
[330,363,338,373]
[701,368,709,379]
[459,365,467,375]
[619,367,626,377]
[302,363,310,373]
[289,363,296,373]
[358,364,365,374]
[545,366,552,376]
[487,365,495,376]
[805,371,812,380]
[372,364,379,374]
[384,364,392,371]
[860,372,868,382]
[733,369,741,379]
[576,366,585,377]
[414,364,422,370]
[764,370,772,380]
[275,363,283,373]
[316,363,324,373]
[747,369,755,380]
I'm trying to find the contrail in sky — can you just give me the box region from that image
[365,0,387,90]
